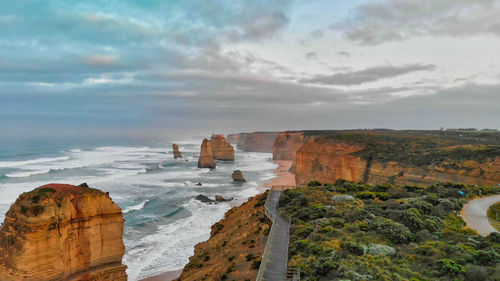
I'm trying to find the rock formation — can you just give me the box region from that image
[295,135,500,186]
[0,183,127,281]
[198,139,216,169]
[227,132,279,152]
[210,134,235,161]
[272,131,312,161]
[232,170,247,182]
[173,143,182,159]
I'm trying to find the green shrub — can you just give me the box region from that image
[357,191,376,200]
[400,208,424,232]
[375,192,391,200]
[437,259,465,276]
[374,219,412,244]
[312,257,338,276]
[250,259,261,270]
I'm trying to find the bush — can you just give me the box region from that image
[473,250,500,266]
[250,259,261,270]
[346,242,367,255]
[400,208,424,232]
[357,191,376,200]
[375,192,391,200]
[366,244,396,256]
[465,265,491,281]
[312,257,338,276]
[437,259,465,276]
[374,219,412,244]
[331,195,355,202]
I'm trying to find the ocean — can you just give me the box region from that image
[0,137,277,280]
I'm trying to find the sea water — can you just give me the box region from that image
[0,137,277,280]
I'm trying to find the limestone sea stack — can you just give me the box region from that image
[0,183,127,281]
[210,134,235,161]
[173,143,182,159]
[232,170,247,182]
[198,138,216,169]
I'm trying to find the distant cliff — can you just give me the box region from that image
[0,184,126,281]
[210,134,235,161]
[227,132,279,153]
[294,131,500,186]
[272,131,311,161]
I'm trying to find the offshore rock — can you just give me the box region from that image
[232,170,247,182]
[198,139,216,169]
[210,134,235,161]
[173,143,182,159]
[0,183,127,281]
[215,195,233,202]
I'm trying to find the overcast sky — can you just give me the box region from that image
[1,0,500,140]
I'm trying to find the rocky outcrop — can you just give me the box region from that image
[173,143,182,159]
[227,132,279,152]
[232,170,247,182]
[272,131,312,161]
[295,137,500,186]
[198,139,216,169]
[210,134,235,161]
[0,184,127,281]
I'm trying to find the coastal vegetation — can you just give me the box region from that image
[310,131,500,167]
[488,202,500,232]
[279,180,500,280]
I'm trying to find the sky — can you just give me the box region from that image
[1,0,500,140]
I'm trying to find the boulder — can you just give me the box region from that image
[197,139,216,169]
[173,143,182,159]
[195,195,215,203]
[196,182,203,186]
[210,134,235,161]
[0,184,127,281]
[232,170,247,182]
[215,195,233,202]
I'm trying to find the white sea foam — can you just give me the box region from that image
[5,169,51,178]
[0,156,70,168]
[123,200,150,214]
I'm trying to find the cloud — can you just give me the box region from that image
[305,52,317,60]
[337,51,350,57]
[334,0,500,45]
[301,64,436,85]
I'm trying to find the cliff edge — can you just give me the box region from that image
[0,183,127,281]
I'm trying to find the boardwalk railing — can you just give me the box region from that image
[256,186,301,281]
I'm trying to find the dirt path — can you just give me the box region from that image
[461,195,500,236]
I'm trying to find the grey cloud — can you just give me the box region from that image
[338,51,350,57]
[301,64,436,85]
[305,52,317,60]
[334,0,500,45]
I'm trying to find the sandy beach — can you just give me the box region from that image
[264,160,296,187]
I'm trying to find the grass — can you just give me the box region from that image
[487,202,500,232]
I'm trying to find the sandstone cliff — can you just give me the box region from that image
[272,131,311,161]
[198,138,216,169]
[227,132,279,152]
[0,184,127,281]
[173,143,182,159]
[210,134,235,161]
[295,135,500,186]
[177,193,269,281]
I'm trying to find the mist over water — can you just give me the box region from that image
[0,137,276,280]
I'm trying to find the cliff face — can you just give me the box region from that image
[173,143,182,159]
[198,139,216,168]
[272,131,312,161]
[210,134,235,161]
[227,132,279,153]
[0,184,126,281]
[295,138,500,186]
[177,193,269,281]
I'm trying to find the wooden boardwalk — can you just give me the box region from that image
[256,188,300,281]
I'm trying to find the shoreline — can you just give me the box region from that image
[140,160,295,281]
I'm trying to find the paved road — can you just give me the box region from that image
[461,195,500,236]
[260,190,290,280]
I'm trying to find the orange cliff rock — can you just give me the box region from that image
[227,132,279,152]
[295,137,500,186]
[198,138,216,169]
[210,134,235,161]
[273,131,312,161]
[0,184,127,281]
[173,143,182,159]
